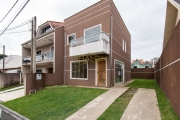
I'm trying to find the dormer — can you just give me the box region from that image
[37,21,64,37]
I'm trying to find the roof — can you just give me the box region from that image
[175,0,180,5]
[132,59,152,65]
[0,55,22,70]
[48,21,64,28]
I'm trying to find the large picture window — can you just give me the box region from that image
[84,24,101,43]
[71,61,87,79]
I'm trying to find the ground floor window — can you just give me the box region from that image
[71,61,87,79]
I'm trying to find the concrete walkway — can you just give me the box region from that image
[66,87,129,120]
[120,88,161,120]
[0,89,24,102]
[0,86,24,94]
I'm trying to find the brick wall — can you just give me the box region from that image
[154,21,180,118]
[131,68,154,79]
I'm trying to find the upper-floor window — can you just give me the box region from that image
[67,33,76,44]
[41,25,51,34]
[36,69,42,73]
[122,39,126,53]
[36,50,41,55]
[84,24,101,43]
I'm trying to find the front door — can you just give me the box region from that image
[97,59,106,87]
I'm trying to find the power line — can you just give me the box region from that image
[3,29,31,34]
[0,0,30,36]
[0,0,18,24]
[0,19,31,32]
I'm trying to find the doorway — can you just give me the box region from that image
[97,59,106,87]
[115,60,124,84]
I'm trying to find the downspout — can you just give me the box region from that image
[64,32,66,85]
[110,16,113,87]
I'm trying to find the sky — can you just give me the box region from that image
[0,0,167,61]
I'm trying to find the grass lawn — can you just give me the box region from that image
[2,86,107,120]
[127,79,179,120]
[98,88,137,120]
[0,84,23,92]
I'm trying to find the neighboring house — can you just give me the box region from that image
[0,55,21,73]
[22,0,131,88]
[131,59,152,68]
[151,57,159,68]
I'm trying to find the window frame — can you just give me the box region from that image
[84,24,102,37]
[67,33,76,44]
[70,60,88,80]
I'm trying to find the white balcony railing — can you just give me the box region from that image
[23,51,54,64]
[69,32,110,56]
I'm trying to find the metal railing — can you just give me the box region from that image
[70,32,109,47]
[23,51,54,64]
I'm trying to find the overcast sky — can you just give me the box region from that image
[0,0,167,61]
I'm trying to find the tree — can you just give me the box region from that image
[0,54,7,60]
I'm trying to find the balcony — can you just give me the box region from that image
[23,51,54,64]
[69,32,110,56]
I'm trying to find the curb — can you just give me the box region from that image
[0,104,29,120]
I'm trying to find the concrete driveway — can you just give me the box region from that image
[0,89,24,102]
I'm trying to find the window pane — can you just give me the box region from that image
[93,26,100,34]
[68,35,75,43]
[71,62,87,79]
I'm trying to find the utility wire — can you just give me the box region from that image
[0,0,18,24]
[0,0,30,36]
[3,29,31,34]
[0,19,31,32]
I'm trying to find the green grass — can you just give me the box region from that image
[98,88,137,120]
[127,79,179,120]
[0,84,23,92]
[2,86,107,120]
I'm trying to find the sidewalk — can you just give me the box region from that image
[0,86,24,94]
[0,89,24,102]
[120,88,161,120]
[66,87,129,120]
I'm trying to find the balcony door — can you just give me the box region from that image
[84,24,101,43]
[97,59,106,87]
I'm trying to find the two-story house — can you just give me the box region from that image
[22,0,131,94]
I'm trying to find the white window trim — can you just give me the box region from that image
[70,60,88,80]
[114,59,125,85]
[95,58,107,87]
[67,33,76,44]
[84,24,102,37]
[125,41,126,53]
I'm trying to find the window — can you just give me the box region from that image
[36,50,41,55]
[71,61,87,79]
[84,25,101,43]
[122,39,124,51]
[145,66,149,68]
[134,66,137,68]
[41,25,51,34]
[67,34,76,44]
[36,69,42,73]
[50,46,54,52]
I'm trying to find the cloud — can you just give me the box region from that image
[0,0,167,62]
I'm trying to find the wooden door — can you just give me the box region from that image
[97,59,106,87]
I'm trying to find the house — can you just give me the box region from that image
[0,55,21,73]
[22,0,131,91]
[131,59,152,68]
[151,57,159,68]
